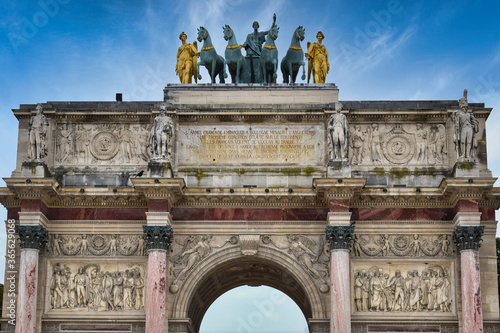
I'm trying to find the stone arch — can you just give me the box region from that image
[171,244,327,332]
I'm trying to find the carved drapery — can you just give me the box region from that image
[143,225,173,251]
[452,226,484,251]
[15,225,48,250]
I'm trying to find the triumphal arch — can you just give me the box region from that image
[1,24,500,332]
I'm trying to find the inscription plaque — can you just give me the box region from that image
[177,125,324,166]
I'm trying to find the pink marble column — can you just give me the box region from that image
[16,249,40,333]
[143,225,173,333]
[326,224,354,333]
[453,225,484,333]
[460,250,483,333]
[14,224,48,333]
[146,250,168,333]
[330,250,351,333]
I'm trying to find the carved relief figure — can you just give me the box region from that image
[119,124,134,163]
[287,235,327,285]
[176,32,199,84]
[434,124,447,164]
[172,235,213,284]
[75,124,91,164]
[327,102,349,161]
[415,124,427,164]
[109,235,117,256]
[57,124,74,163]
[150,103,174,161]
[368,123,383,164]
[451,89,479,162]
[352,234,452,257]
[354,266,452,313]
[28,103,49,160]
[305,31,330,83]
[50,264,146,312]
[354,271,363,311]
[350,125,365,165]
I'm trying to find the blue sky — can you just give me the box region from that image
[0,0,499,331]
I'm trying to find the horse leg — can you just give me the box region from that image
[261,61,267,84]
[211,59,217,83]
[273,60,278,84]
[236,58,241,84]
[197,60,203,80]
[300,60,306,81]
[288,62,294,84]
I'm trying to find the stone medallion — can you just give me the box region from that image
[383,125,415,164]
[90,131,119,160]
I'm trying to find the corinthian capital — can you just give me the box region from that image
[325,225,354,250]
[453,225,485,251]
[15,225,48,250]
[143,225,174,251]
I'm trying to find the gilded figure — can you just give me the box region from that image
[305,31,330,83]
[175,32,199,84]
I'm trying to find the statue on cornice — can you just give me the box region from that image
[327,102,349,162]
[28,103,49,161]
[451,89,479,162]
[175,32,199,84]
[149,103,174,161]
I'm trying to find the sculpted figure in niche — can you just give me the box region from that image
[57,124,73,163]
[150,103,174,161]
[350,125,365,165]
[119,124,134,163]
[354,271,363,311]
[28,103,49,160]
[327,102,349,161]
[305,31,330,83]
[452,89,479,162]
[176,32,199,84]
[75,124,90,164]
[242,21,268,57]
[415,124,427,164]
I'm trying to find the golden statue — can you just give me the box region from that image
[175,32,199,84]
[305,31,330,83]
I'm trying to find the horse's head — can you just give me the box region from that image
[296,26,305,42]
[222,25,233,41]
[269,25,279,41]
[197,26,208,42]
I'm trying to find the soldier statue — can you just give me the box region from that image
[451,89,479,162]
[327,102,349,161]
[149,103,174,161]
[28,103,49,160]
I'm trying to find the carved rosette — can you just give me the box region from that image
[453,226,484,251]
[15,225,48,250]
[143,225,173,251]
[325,225,354,250]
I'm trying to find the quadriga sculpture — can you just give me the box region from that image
[281,26,306,84]
[223,25,246,84]
[197,26,227,83]
[260,19,279,84]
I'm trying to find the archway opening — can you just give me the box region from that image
[200,285,309,333]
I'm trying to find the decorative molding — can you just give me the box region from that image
[326,225,354,250]
[352,234,454,258]
[143,225,173,251]
[15,225,48,250]
[47,234,146,257]
[453,226,485,251]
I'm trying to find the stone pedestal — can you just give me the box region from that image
[143,225,173,333]
[14,225,48,333]
[147,160,173,178]
[453,225,485,333]
[21,160,50,178]
[326,215,354,333]
[327,160,351,178]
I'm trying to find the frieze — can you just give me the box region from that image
[55,122,151,165]
[352,263,453,313]
[352,234,454,257]
[46,234,146,257]
[46,262,146,313]
[347,123,448,166]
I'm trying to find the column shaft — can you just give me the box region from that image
[460,250,483,333]
[330,250,350,333]
[145,250,168,333]
[16,249,39,333]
